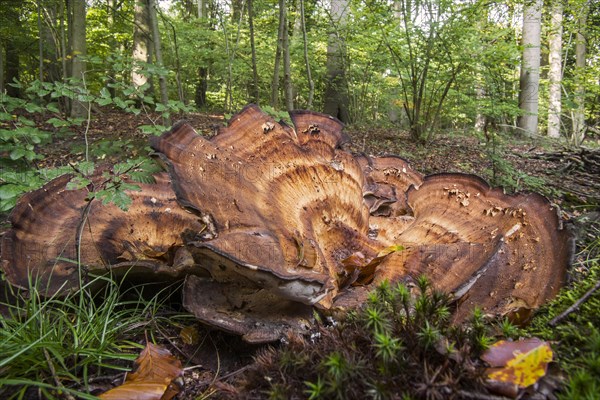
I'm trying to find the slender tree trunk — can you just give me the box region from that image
[547,0,563,138]
[132,0,151,91]
[474,85,487,132]
[60,2,68,82]
[163,17,185,103]
[0,44,5,95]
[299,0,314,108]
[197,0,204,19]
[323,0,350,123]
[271,0,285,108]
[148,0,170,125]
[283,10,293,111]
[37,0,44,82]
[517,0,542,137]
[195,0,209,108]
[70,0,87,118]
[5,5,21,98]
[572,4,587,145]
[248,0,259,104]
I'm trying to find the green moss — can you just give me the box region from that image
[242,277,492,399]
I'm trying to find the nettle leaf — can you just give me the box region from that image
[482,338,553,389]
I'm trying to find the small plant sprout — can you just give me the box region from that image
[304,376,326,400]
[499,317,519,338]
[417,320,442,350]
[374,332,402,365]
[365,306,390,335]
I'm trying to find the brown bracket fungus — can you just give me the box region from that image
[0,105,574,343]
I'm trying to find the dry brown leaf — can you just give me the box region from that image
[99,342,183,400]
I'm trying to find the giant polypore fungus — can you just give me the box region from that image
[0,105,574,343]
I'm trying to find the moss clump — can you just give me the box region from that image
[240,277,496,399]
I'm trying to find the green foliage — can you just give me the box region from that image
[244,277,494,398]
[0,70,184,214]
[482,131,557,196]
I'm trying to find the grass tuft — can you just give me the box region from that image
[0,272,186,399]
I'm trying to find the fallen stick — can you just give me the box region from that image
[549,279,600,327]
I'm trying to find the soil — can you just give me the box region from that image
[1,109,599,399]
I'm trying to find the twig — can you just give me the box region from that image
[549,279,600,327]
[43,348,76,400]
[456,389,513,400]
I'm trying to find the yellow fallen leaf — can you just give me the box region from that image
[482,338,553,389]
[377,244,405,257]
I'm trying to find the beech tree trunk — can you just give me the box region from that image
[132,0,152,91]
[70,0,87,118]
[517,0,542,137]
[148,0,170,125]
[271,0,285,108]
[4,4,20,98]
[283,9,293,111]
[195,0,209,108]
[572,4,588,145]
[547,0,563,139]
[0,43,4,95]
[323,0,350,123]
[248,0,259,104]
[300,0,314,108]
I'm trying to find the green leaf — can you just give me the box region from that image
[9,147,37,161]
[96,97,113,106]
[46,117,72,128]
[66,176,91,191]
[0,184,28,200]
[24,103,44,113]
[78,161,96,176]
[46,102,60,113]
[0,197,18,212]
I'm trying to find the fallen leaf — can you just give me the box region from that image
[99,342,183,400]
[180,325,200,345]
[482,338,553,390]
[377,244,405,257]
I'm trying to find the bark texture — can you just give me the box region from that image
[547,0,563,139]
[517,0,542,137]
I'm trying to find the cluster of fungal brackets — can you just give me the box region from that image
[0,105,574,343]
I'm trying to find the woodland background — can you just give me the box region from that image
[0,0,599,141]
[0,0,599,399]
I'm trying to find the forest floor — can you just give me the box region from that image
[37,109,600,209]
[1,109,600,399]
